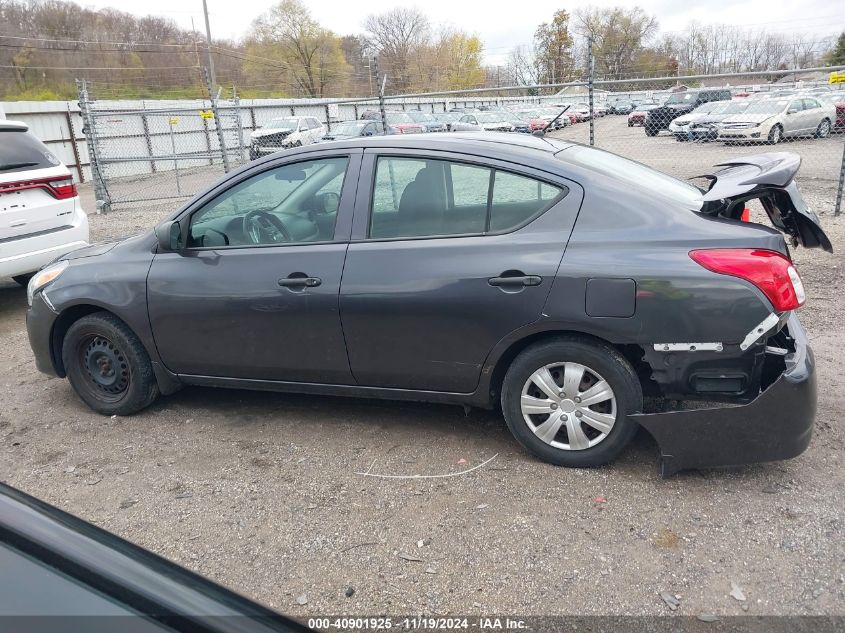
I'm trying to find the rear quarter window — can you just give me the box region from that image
[0,129,61,175]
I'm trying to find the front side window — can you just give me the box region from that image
[188,157,349,248]
[369,157,566,239]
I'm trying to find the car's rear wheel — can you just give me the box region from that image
[768,124,782,144]
[12,274,33,287]
[501,337,642,468]
[815,119,831,139]
[62,312,159,416]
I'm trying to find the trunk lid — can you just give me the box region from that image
[697,152,832,252]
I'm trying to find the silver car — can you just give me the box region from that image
[717,97,835,144]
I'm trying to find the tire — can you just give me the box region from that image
[12,273,33,287]
[814,119,831,139]
[767,124,782,145]
[62,312,159,416]
[501,336,643,468]
[644,125,658,137]
[627,121,633,127]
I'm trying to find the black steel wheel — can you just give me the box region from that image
[62,312,159,415]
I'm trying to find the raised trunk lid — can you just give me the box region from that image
[697,152,832,252]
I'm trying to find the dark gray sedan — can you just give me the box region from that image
[25,135,830,475]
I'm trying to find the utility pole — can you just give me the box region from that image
[202,0,216,96]
[587,36,595,147]
[373,56,388,131]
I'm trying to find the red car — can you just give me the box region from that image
[359,110,425,134]
[823,92,845,131]
[627,103,660,127]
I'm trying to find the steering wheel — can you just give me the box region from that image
[243,209,291,244]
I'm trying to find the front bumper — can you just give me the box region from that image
[718,126,764,140]
[634,312,816,476]
[26,290,61,376]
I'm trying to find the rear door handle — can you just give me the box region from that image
[488,275,542,287]
[278,276,321,288]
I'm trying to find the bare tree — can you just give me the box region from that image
[363,7,430,91]
[574,7,659,79]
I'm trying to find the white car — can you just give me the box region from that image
[248,116,325,160]
[1,121,89,285]
[717,97,835,144]
[668,100,733,136]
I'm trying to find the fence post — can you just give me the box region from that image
[373,57,388,132]
[835,141,845,217]
[64,107,85,183]
[204,67,230,173]
[76,79,111,214]
[140,113,157,174]
[325,104,332,132]
[587,36,595,147]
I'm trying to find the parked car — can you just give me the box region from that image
[433,112,463,131]
[0,120,89,285]
[383,112,425,134]
[683,100,751,141]
[717,97,835,144]
[319,120,390,142]
[451,112,514,132]
[406,110,448,133]
[249,116,324,160]
[503,112,531,133]
[609,99,635,115]
[25,134,830,475]
[645,88,732,136]
[669,101,733,141]
[569,103,592,121]
[627,103,660,127]
[0,482,309,631]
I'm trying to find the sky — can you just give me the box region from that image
[82,0,844,65]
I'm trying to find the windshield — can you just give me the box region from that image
[0,129,61,174]
[665,92,696,104]
[331,122,367,136]
[266,118,298,130]
[435,113,460,121]
[385,112,413,124]
[562,145,702,207]
[693,102,722,115]
[743,100,788,115]
[722,101,750,114]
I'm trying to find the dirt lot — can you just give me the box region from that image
[1,123,844,620]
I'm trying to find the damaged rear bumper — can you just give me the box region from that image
[633,312,816,476]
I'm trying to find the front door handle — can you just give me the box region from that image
[488,275,542,287]
[278,276,321,288]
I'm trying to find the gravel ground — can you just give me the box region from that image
[1,125,844,620]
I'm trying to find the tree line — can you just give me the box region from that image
[0,0,840,101]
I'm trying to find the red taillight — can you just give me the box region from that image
[740,207,750,222]
[0,175,77,200]
[689,248,805,311]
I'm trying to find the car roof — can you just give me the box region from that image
[0,120,29,131]
[314,131,573,154]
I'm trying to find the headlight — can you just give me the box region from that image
[27,260,68,307]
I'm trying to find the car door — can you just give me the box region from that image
[310,118,323,144]
[339,149,583,393]
[801,99,821,134]
[783,99,803,137]
[146,150,362,383]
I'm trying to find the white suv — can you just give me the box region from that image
[248,116,325,160]
[1,121,89,285]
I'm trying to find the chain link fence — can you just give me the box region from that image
[77,68,845,217]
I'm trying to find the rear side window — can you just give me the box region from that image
[369,156,566,239]
[0,129,61,175]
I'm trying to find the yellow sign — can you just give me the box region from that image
[200,110,215,120]
[830,71,845,84]
[169,117,179,125]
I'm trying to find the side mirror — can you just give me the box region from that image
[155,220,182,252]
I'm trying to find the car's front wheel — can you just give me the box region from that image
[644,125,658,136]
[501,337,642,468]
[768,124,782,144]
[62,312,159,416]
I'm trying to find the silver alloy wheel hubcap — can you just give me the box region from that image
[520,362,617,451]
